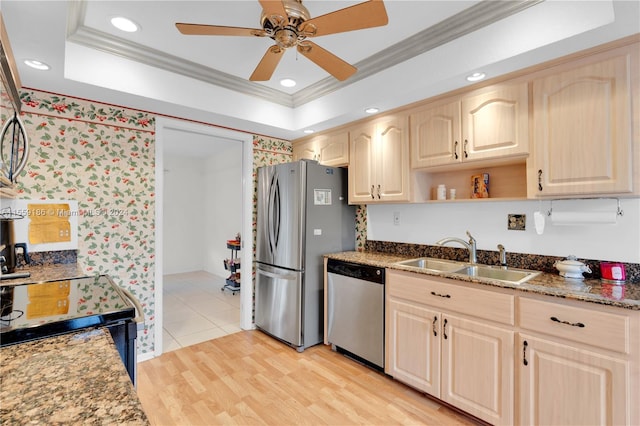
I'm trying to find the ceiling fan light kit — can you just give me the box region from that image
[176,0,389,82]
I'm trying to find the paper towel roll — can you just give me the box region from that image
[550,211,617,225]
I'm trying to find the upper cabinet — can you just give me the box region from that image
[348,114,411,204]
[410,82,529,169]
[529,44,639,197]
[292,130,349,167]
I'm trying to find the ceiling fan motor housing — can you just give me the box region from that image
[260,0,312,48]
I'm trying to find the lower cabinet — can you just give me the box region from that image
[386,270,514,425]
[386,269,640,425]
[518,334,629,426]
[517,295,639,426]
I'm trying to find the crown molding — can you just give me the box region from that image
[67,0,541,109]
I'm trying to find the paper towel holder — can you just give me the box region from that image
[546,197,624,217]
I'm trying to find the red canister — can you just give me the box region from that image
[600,262,626,282]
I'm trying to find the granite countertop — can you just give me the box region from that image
[0,328,149,425]
[0,263,87,286]
[326,251,640,310]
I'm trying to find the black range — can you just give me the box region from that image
[0,275,139,384]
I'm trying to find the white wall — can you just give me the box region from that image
[367,198,640,263]
[162,155,206,274]
[203,144,243,277]
[163,145,243,276]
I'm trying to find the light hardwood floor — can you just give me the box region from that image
[137,330,481,425]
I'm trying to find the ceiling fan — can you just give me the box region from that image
[176,0,388,82]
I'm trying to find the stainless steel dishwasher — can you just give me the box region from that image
[327,259,385,370]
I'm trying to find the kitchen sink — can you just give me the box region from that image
[394,257,542,285]
[452,265,541,284]
[394,257,466,273]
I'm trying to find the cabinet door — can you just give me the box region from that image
[318,131,349,167]
[462,82,529,162]
[518,334,629,426]
[532,54,633,196]
[441,314,514,426]
[386,298,441,397]
[348,124,376,203]
[292,139,318,162]
[376,115,411,202]
[410,99,461,168]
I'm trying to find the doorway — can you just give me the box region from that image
[154,117,254,357]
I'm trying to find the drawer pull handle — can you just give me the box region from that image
[454,141,459,160]
[370,185,375,199]
[432,316,438,337]
[443,318,448,340]
[430,291,451,299]
[550,316,585,328]
[523,340,528,366]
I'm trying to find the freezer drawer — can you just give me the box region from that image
[255,263,303,348]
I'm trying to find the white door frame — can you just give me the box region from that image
[153,117,254,358]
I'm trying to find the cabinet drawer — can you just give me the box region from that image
[518,297,630,354]
[387,270,515,325]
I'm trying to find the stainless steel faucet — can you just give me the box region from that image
[436,231,477,264]
[498,244,507,268]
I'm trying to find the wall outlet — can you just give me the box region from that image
[393,211,400,226]
[508,214,526,231]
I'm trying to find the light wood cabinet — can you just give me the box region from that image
[441,313,514,424]
[411,82,529,169]
[518,334,629,426]
[348,114,411,204]
[529,46,637,197]
[386,299,440,396]
[517,295,639,426]
[386,270,514,425]
[292,130,349,167]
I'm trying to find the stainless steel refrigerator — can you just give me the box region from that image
[255,160,355,351]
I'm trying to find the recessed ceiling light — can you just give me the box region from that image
[365,107,379,114]
[466,72,486,82]
[280,78,296,88]
[303,129,315,134]
[111,16,139,33]
[24,60,50,71]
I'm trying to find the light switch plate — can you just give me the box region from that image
[508,214,526,231]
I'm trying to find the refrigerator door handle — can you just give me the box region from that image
[267,173,281,255]
[257,266,298,280]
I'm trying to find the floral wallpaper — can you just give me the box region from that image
[4,89,297,356]
[14,90,157,354]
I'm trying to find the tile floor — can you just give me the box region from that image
[162,271,242,353]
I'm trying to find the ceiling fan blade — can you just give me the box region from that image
[250,45,285,81]
[297,42,356,81]
[301,0,388,37]
[259,0,288,22]
[176,23,265,37]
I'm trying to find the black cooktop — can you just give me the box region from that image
[0,275,135,346]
